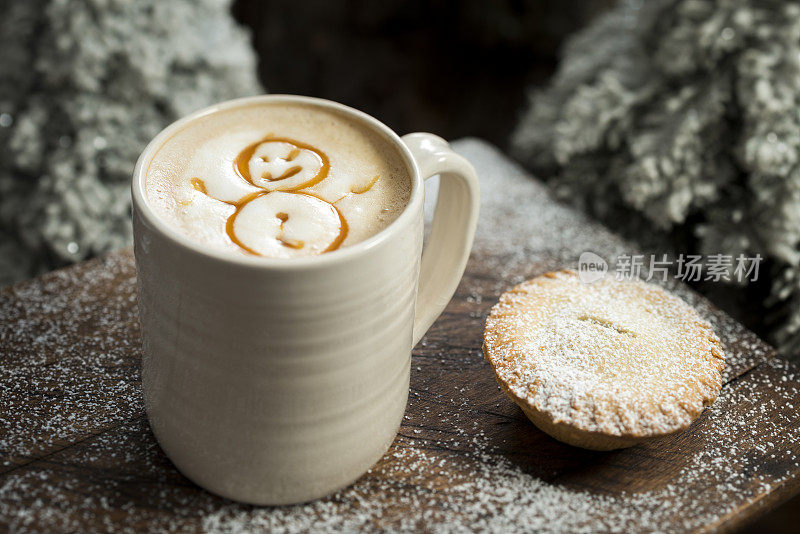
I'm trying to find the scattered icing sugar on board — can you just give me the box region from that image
[0,139,793,532]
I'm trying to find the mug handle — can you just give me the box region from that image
[402,133,480,346]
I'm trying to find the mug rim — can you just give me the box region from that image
[131,94,423,270]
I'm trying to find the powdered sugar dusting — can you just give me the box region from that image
[4,359,794,532]
[484,270,725,439]
[0,251,141,472]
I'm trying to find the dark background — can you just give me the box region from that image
[230,1,799,531]
[233,0,613,148]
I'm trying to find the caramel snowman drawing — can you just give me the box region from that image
[190,136,378,258]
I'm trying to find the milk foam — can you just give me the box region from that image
[144,102,411,259]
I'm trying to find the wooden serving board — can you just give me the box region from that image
[1,139,799,532]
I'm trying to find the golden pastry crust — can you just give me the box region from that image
[483,269,726,451]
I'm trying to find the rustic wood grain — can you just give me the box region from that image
[0,140,797,532]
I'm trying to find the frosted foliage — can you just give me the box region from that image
[512,0,800,353]
[0,0,261,284]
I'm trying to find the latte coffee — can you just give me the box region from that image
[134,94,480,505]
[144,102,412,259]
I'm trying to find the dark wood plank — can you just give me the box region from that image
[0,139,796,532]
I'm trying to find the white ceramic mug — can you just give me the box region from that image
[131,95,479,505]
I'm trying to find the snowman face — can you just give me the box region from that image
[235,137,329,192]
